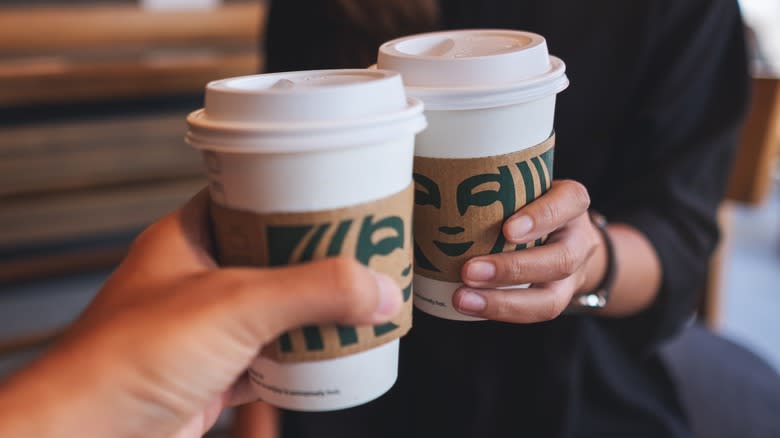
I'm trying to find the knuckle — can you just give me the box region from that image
[539,199,559,225]
[126,216,175,258]
[539,289,568,321]
[566,180,591,211]
[224,270,253,293]
[540,301,561,321]
[326,258,373,316]
[588,228,602,255]
[489,293,534,323]
[501,255,525,282]
[127,223,159,253]
[556,245,579,277]
[493,296,515,321]
[551,291,570,318]
[328,258,365,293]
[213,270,255,302]
[574,271,588,291]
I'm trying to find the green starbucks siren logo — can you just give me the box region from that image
[266,215,413,353]
[413,135,555,282]
[210,184,415,362]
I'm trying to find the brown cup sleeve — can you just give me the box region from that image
[413,134,555,282]
[210,184,414,363]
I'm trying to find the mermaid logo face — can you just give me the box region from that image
[414,166,515,278]
[413,137,555,282]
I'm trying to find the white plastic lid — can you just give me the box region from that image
[186,69,426,153]
[377,29,569,110]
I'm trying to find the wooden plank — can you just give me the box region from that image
[0,2,264,54]
[0,177,205,249]
[0,246,127,284]
[700,204,732,329]
[0,111,203,197]
[0,328,63,356]
[232,402,279,438]
[0,51,260,107]
[727,77,780,205]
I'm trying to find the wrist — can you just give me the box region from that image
[0,353,96,437]
[579,216,610,294]
[569,210,616,311]
[0,334,137,438]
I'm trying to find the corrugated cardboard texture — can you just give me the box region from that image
[211,184,413,363]
[413,134,555,282]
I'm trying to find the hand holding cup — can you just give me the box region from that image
[454,180,608,323]
[0,191,403,438]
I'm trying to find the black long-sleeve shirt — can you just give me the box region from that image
[265,1,750,436]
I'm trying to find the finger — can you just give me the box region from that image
[86,189,215,313]
[171,393,226,438]
[503,180,590,244]
[123,188,216,279]
[226,372,257,407]
[452,277,578,323]
[172,414,203,438]
[200,392,229,434]
[463,214,595,288]
[208,257,404,347]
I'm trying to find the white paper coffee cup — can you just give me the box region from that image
[378,29,568,321]
[186,69,425,411]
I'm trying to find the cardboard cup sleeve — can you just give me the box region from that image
[210,184,414,363]
[413,134,555,282]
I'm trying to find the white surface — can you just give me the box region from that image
[378,29,568,109]
[203,136,414,212]
[140,0,219,11]
[413,275,483,321]
[739,0,780,73]
[249,340,399,411]
[413,276,531,321]
[187,69,426,153]
[414,96,556,158]
[379,30,551,86]
[203,70,406,123]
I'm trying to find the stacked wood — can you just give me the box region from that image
[1,1,264,282]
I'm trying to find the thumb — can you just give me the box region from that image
[205,257,404,347]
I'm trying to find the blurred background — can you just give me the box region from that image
[0,0,777,436]
[0,1,264,434]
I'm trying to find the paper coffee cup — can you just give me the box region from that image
[378,29,568,321]
[186,69,426,411]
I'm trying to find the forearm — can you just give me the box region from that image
[0,354,99,437]
[0,337,155,438]
[580,222,661,317]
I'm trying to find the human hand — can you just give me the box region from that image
[0,191,402,438]
[452,180,607,322]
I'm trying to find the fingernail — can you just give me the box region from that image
[372,272,401,321]
[507,215,533,241]
[456,289,487,314]
[465,260,495,282]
